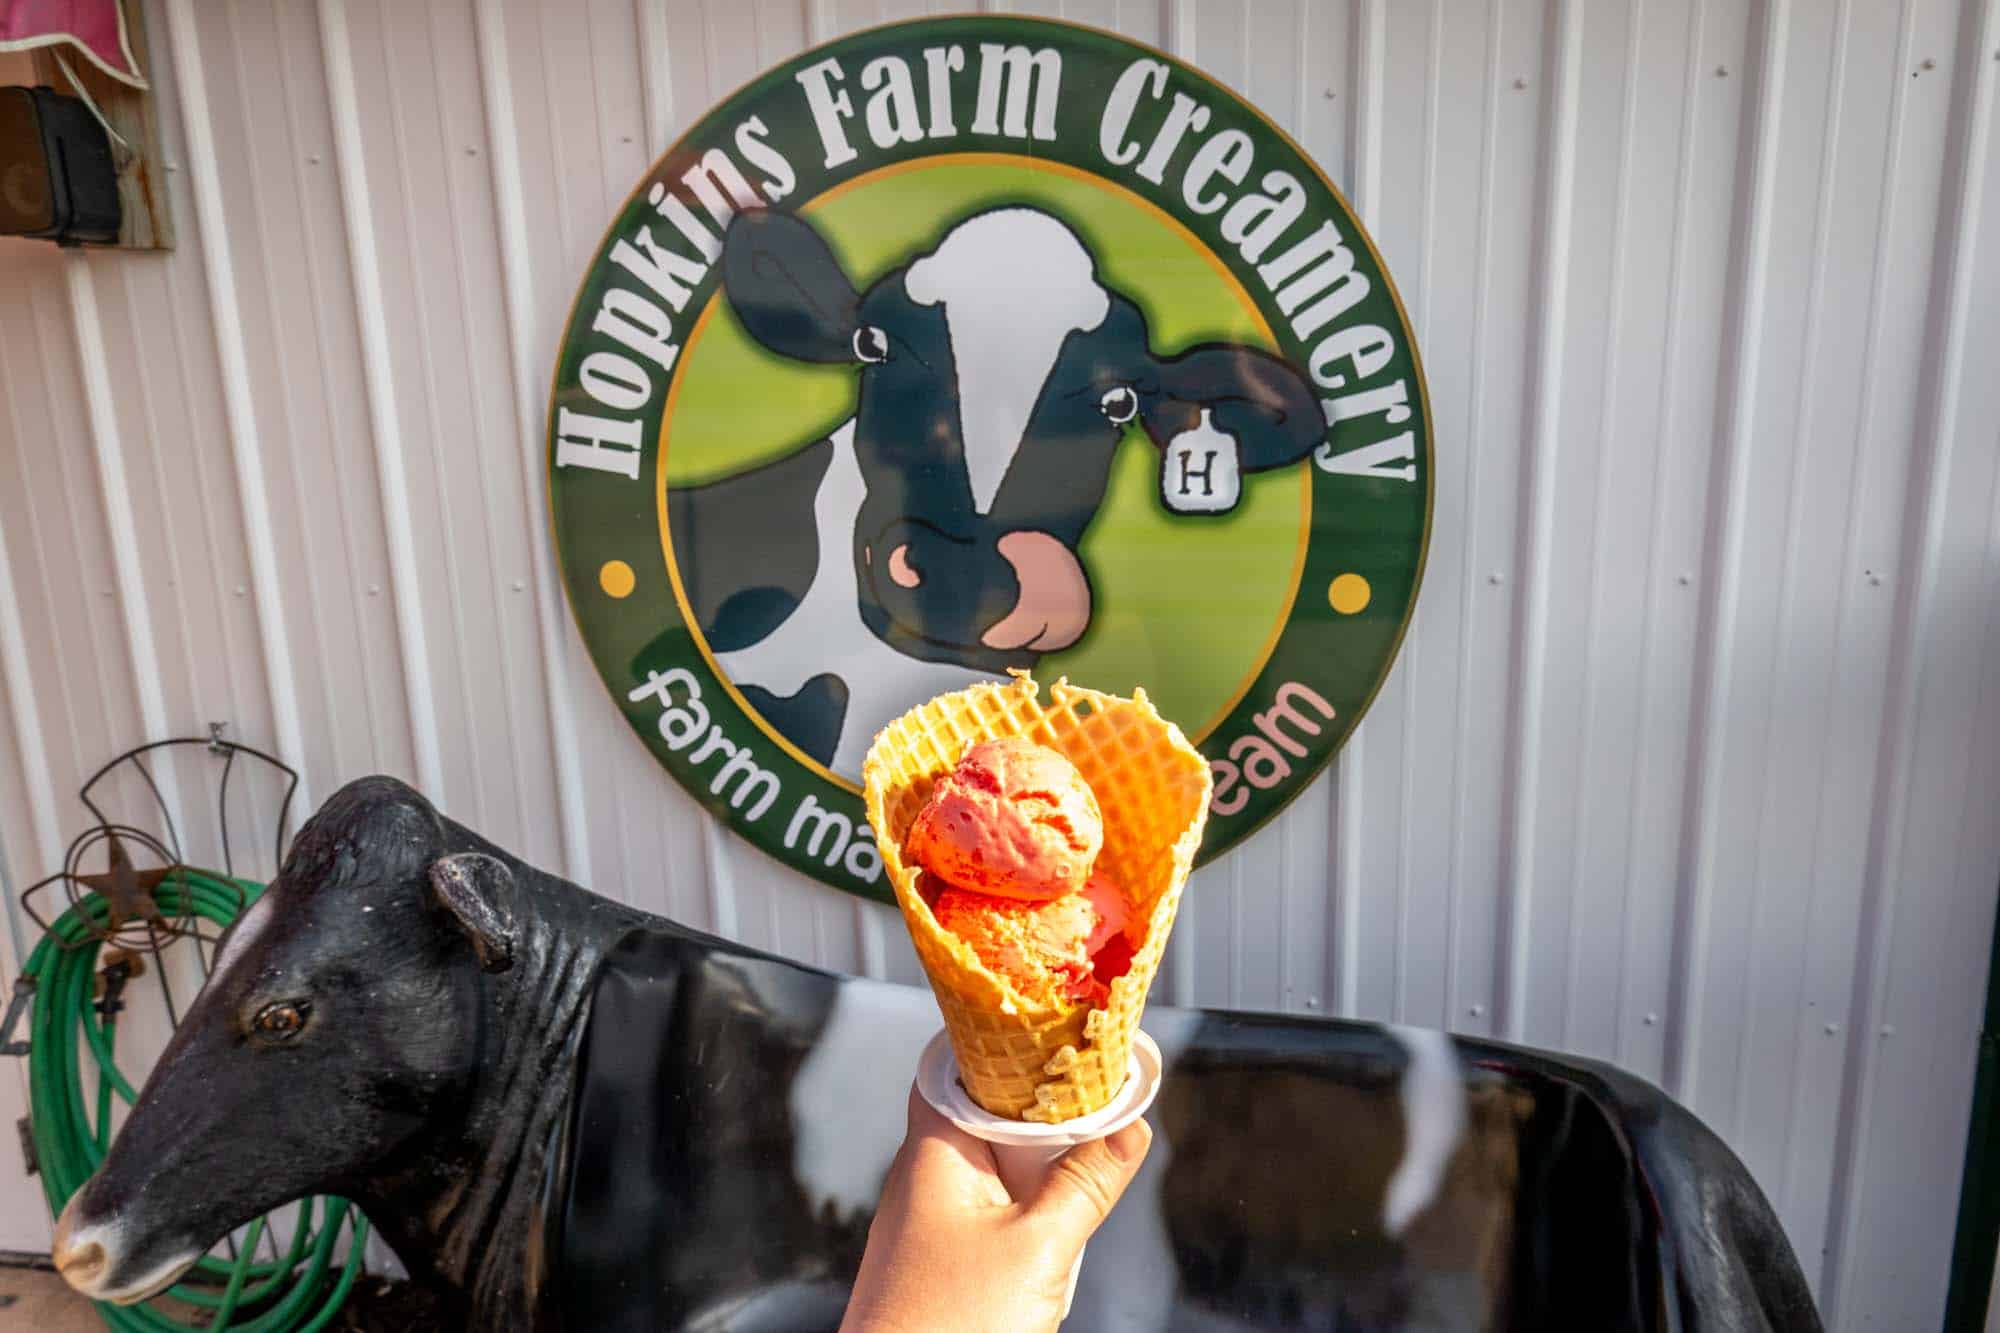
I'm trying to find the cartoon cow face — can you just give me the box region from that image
[720,205,1324,674]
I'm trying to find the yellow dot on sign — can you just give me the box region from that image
[599,560,636,599]
[1328,573,1371,615]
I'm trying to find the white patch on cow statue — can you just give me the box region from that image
[1382,1025,1469,1238]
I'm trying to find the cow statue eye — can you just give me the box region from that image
[1098,385,1140,425]
[852,326,891,364]
[251,1001,309,1042]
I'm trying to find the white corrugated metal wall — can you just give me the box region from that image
[0,0,1995,1326]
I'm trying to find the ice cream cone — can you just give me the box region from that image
[863,674,1212,1122]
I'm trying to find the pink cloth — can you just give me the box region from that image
[0,1,147,89]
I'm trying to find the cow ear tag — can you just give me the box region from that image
[1160,409,1242,515]
[428,853,517,974]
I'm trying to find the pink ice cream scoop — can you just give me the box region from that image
[903,737,1104,901]
[932,875,1137,1008]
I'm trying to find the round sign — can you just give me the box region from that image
[548,15,1432,903]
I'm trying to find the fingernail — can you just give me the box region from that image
[1107,1119,1151,1163]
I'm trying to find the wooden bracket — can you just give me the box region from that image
[27,0,173,250]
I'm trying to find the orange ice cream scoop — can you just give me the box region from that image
[930,876,1140,1009]
[933,888,1108,1007]
[904,737,1103,901]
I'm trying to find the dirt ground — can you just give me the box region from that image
[0,1263,457,1331]
[0,1264,98,1332]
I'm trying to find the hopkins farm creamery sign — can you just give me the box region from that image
[547,16,1432,902]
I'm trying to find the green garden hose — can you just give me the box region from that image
[21,869,368,1331]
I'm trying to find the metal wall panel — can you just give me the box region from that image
[0,2,1995,1326]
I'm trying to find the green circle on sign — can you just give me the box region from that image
[547,15,1433,903]
[666,158,1307,739]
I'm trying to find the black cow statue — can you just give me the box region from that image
[52,777,1822,1331]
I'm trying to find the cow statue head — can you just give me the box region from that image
[722,205,1323,672]
[50,778,524,1305]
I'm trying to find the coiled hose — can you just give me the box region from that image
[22,869,368,1330]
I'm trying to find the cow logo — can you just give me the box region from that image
[548,17,1431,902]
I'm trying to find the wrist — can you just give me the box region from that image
[842,1282,1064,1333]
[838,1296,927,1333]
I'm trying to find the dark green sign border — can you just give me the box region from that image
[547,15,1434,903]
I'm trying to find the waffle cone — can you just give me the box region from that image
[863,674,1212,1122]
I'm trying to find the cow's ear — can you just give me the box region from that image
[427,853,516,974]
[1141,346,1322,515]
[721,210,860,363]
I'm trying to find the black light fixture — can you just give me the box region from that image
[0,86,121,245]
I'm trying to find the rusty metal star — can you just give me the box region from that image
[72,834,171,932]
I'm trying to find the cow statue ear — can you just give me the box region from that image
[1143,345,1323,516]
[427,853,517,974]
[721,210,861,364]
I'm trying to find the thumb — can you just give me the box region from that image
[1022,1118,1152,1246]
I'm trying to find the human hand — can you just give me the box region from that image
[840,1085,1153,1333]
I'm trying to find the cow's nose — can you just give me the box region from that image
[53,1204,106,1290]
[56,1241,105,1287]
[982,530,1090,652]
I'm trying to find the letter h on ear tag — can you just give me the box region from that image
[1161,410,1242,514]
